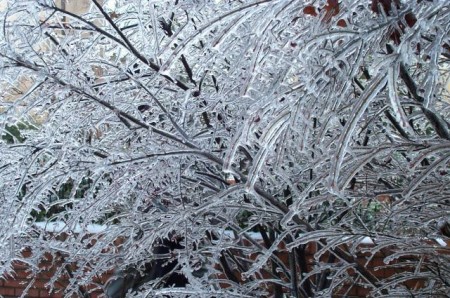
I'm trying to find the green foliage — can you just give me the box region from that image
[4,123,95,220]
[2,123,26,143]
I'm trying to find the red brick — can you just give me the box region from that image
[1,238,448,297]
[3,278,29,288]
[404,278,426,289]
[90,291,106,298]
[356,286,371,296]
[40,289,60,298]
[0,288,15,296]
[45,290,65,298]
[17,288,40,297]
[84,282,103,292]
[11,261,30,271]
[20,248,33,258]
[37,269,58,280]
[13,268,32,279]
[31,279,51,290]
[371,266,386,278]
[368,256,386,268]
[385,267,402,277]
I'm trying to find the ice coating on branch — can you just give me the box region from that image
[0,0,449,297]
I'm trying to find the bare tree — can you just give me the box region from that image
[0,0,449,297]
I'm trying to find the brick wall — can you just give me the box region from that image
[2,240,448,297]
[1,249,110,298]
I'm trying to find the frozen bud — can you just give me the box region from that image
[226,174,236,185]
